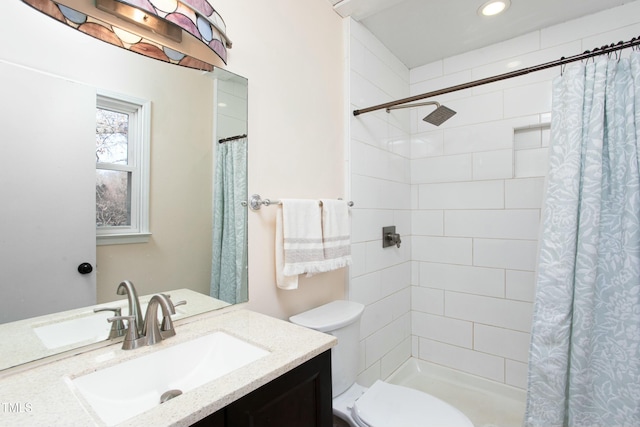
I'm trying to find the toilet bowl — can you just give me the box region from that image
[290,300,474,427]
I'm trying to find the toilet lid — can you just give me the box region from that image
[352,381,474,427]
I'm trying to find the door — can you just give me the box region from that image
[0,61,97,323]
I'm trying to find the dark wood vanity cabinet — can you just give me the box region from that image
[192,350,333,427]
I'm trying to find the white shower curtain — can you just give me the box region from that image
[524,53,640,426]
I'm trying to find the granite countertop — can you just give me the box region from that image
[0,309,336,426]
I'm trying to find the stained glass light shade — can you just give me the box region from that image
[22,0,231,71]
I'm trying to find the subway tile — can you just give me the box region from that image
[443,120,516,155]
[445,291,533,332]
[409,69,474,103]
[351,110,387,149]
[506,359,529,389]
[364,240,410,273]
[411,184,419,210]
[473,149,513,180]
[541,127,550,147]
[350,243,366,277]
[445,209,540,240]
[444,32,540,75]
[412,336,419,358]
[350,21,409,84]
[380,263,412,299]
[411,154,472,183]
[410,60,443,84]
[350,270,383,306]
[420,92,503,130]
[505,177,545,209]
[381,337,412,379]
[473,238,538,271]
[393,210,412,237]
[419,262,504,298]
[418,181,504,210]
[540,2,640,49]
[412,210,444,236]
[470,42,580,95]
[515,148,549,178]
[418,338,505,383]
[412,236,472,265]
[411,260,420,285]
[514,128,542,150]
[411,130,444,159]
[474,324,531,362]
[506,270,536,302]
[357,359,380,387]
[389,287,412,320]
[360,298,393,339]
[411,285,444,315]
[350,71,390,111]
[504,81,553,118]
[412,312,473,348]
[351,208,395,243]
[352,174,412,210]
[365,314,411,367]
[352,140,410,183]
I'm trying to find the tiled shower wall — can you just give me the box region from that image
[348,2,640,389]
[348,19,413,386]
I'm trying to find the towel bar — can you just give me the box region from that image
[247,194,354,211]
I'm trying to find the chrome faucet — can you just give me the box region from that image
[142,294,176,346]
[116,280,143,335]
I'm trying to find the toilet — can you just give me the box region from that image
[290,300,474,427]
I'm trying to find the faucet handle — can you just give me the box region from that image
[160,300,186,337]
[95,307,126,339]
[108,315,144,350]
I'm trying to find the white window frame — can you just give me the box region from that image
[96,90,151,245]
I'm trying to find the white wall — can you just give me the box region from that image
[347,19,413,385]
[348,1,640,389]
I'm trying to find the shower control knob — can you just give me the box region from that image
[77,263,93,274]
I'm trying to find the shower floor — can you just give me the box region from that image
[385,358,526,427]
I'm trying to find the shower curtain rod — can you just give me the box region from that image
[353,35,640,117]
[218,133,247,143]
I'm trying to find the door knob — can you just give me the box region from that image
[77,263,93,274]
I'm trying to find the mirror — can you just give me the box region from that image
[0,1,248,370]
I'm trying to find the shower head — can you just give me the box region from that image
[386,101,457,126]
[423,105,456,126]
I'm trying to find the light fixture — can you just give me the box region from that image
[478,0,511,16]
[21,0,232,71]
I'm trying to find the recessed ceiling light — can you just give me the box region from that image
[478,0,511,16]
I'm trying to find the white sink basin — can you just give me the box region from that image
[34,304,187,350]
[69,331,270,426]
[33,311,113,349]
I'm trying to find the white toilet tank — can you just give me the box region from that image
[290,300,365,397]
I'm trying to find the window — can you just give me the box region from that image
[96,91,150,245]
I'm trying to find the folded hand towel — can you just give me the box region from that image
[319,199,352,271]
[276,199,325,289]
[275,206,299,290]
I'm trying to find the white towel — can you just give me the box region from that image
[319,199,352,271]
[276,199,325,289]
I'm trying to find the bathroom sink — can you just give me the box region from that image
[33,310,114,349]
[33,303,187,350]
[69,331,270,426]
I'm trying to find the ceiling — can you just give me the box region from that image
[328,0,638,68]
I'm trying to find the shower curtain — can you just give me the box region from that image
[524,53,640,426]
[210,137,248,305]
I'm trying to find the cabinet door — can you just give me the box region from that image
[226,350,332,427]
